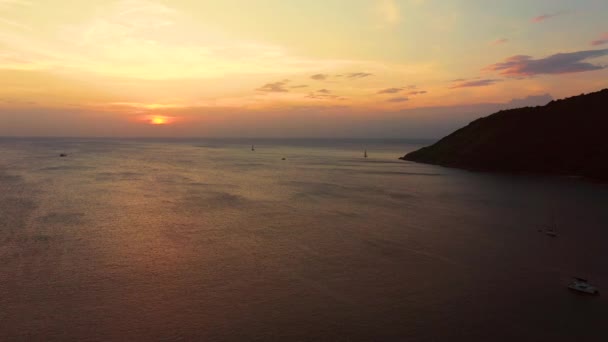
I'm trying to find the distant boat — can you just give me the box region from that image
[542,216,558,237]
[59,153,67,157]
[364,149,368,158]
[251,145,255,151]
[568,277,599,295]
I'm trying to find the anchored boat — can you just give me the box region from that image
[568,277,599,295]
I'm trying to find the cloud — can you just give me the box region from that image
[531,11,566,23]
[591,33,608,46]
[491,38,509,45]
[317,89,331,94]
[408,90,427,95]
[290,84,308,89]
[450,79,501,89]
[387,97,408,102]
[311,74,329,80]
[256,79,290,93]
[377,87,403,94]
[346,72,373,79]
[485,49,608,77]
[305,92,339,100]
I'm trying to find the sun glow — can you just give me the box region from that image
[148,115,173,125]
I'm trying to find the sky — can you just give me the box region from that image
[1,0,607,138]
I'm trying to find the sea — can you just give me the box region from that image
[1,137,607,341]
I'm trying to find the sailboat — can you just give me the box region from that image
[251,145,255,151]
[364,149,368,158]
[544,215,558,237]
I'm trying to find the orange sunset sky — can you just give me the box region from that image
[1,0,607,137]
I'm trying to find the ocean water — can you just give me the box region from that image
[1,138,607,341]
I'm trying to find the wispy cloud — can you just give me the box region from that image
[256,80,290,93]
[377,87,403,94]
[387,96,408,102]
[450,79,500,89]
[346,72,373,79]
[491,38,509,45]
[408,90,427,95]
[531,11,567,23]
[485,49,608,77]
[317,89,331,94]
[306,92,339,100]
[591,33,608,46]
[311,74,329,80]
[290,84,308,89]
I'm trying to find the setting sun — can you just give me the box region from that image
[148,115,172,125]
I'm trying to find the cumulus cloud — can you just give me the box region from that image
[377,87,403,94]
[387,96,408,102]
[256,79,290,92]
[346,72,373,79]
[591,33,608,46]
[485,49,608,77]
[450,79,501,89]
[311,74,329,80]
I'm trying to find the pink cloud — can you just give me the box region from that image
[485,49,608,77]
[491,38,509,45]
[531,11,567,23]
[591,33,608,46]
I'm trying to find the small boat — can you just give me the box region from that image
[251,145,255,151]
[542,219,558,237]
[568,277,599,295]
[364,149,367,158]
[59,153,68,157]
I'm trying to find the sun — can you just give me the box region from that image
[147,115,172,125]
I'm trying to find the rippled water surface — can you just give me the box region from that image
[1,138,607,341]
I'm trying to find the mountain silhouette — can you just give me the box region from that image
[402,89,608,181]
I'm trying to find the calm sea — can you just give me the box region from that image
[1,138,607,341]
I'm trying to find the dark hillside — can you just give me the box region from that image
[402,89,608,180]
